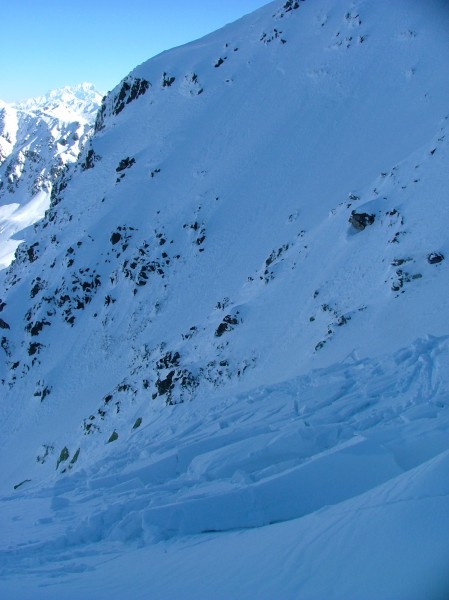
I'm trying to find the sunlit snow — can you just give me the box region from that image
[1,1,449,598]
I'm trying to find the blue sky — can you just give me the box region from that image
[1,0,269,102]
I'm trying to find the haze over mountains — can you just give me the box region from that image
[1,1,449,598]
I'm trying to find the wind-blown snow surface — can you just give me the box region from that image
[1,0,449,597]
[0,84,102,268]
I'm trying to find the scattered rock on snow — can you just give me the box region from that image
[107,431,119,443]
[349,211,375,231]
[427,252,444,264]
[0,318,10,330]
[215,314,240,337]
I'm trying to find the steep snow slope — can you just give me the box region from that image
[0,84,102,268]
[1,0,449,597]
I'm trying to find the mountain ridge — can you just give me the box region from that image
[13,82,103,123]
[0,83,103,267]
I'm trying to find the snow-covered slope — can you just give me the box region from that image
[1,1,449,597]
[0,84,102,268]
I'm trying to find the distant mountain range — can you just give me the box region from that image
[0,83,102,267]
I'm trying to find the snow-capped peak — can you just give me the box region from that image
[0,83,103,267]
[14,82,104,124]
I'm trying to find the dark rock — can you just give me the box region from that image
[162,73,176,87]
[56,447,69,468]
[427,252,444,264]
[391,258,412,267]
[34,383,51,401]
[1,336,11,356]
[349,211,375,230]
[107,431,119,443]
[215,314,239,337]
[26,242,40,263]
[156,370,175,396]
[157,351,181,370]
[110,232,122,245]
[336,315,350,326]
[26,319,50,336]
[116,157,135,172]
[30,277,46,299]
[127,78,150,103]
[69,449,80,467]
[107,78,151,119]
[28,342,43,356]
[283,0,300,11]
[81,148,101,171]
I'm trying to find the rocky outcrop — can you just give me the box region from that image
[349,211,375,230]
[427,252,444,264]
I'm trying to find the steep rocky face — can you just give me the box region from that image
[0,84,103,268]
